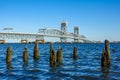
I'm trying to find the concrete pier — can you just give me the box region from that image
[0,40,6,44]
[35,39,45,44]
[21,39,28,44]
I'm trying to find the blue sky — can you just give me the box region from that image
[0,0,120,42]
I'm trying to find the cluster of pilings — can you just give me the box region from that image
[5,40,111,69]
[49,43,78,67]
[49,43,58,67]
[6,43,40,68]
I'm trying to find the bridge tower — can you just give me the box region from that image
[74,26,79,42]
[60,21,68,42]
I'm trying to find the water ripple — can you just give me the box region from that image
[0,43,120,79]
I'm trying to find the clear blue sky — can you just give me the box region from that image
[0,0,120,42]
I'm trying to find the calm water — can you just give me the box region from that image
[0,43,120,80]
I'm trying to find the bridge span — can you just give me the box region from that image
[0,22,88,43]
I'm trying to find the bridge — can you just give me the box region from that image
[0,22,88,43]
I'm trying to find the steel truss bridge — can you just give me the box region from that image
[0,28,87,43]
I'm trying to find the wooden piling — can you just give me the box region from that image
[101,40,111,68]
[23,47,28,62]
[33,43,40,60]
[50,50,56,67]
[105,40,111,64]
[6,46,13,62]
[57,48,63,65]
[73,47,78,60]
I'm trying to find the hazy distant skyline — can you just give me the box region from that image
[0,0,120,42]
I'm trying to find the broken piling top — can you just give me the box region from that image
[105,40,110,60]
[34,43,39,50]
[23,46,28,62]
[6,46,12,53]
[50,50,56,67]
[101,40,111,68]
[33,43,40,60]
[73,46,78,60]
[6,46,13,62]
[50,43,53,53]
[57,48,63,65]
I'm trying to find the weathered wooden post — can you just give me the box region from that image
[57,48,63,65]
[101,40,111,68]
[50,50,56,67]
[33,43,40,60]
[6,46,13,62]
[23,47,28,62]
[73,46,78,60]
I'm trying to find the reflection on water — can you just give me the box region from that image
[23,61,29,69]
[6,61,13,69]
[100,68,110,80]
[0,43,120,79]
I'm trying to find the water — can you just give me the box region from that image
[0,43,120,80]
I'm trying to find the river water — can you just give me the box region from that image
[0,43,120,80]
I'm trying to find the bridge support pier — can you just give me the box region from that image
[0,40,6,44]
[74,39,79,43]
[35,39,45,44]
[60,37,67,43]
[21,39,28,44]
